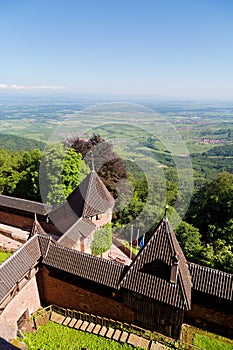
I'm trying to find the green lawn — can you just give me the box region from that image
[193,333,233,350]
[0,251,12,264]
[20,321,144,350]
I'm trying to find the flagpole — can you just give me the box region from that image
[136,228,140,254]
[136,228,139,247]
[130,225,133,260]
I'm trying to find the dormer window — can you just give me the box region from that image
[170,254,179,284]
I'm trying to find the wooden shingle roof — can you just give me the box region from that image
[188,262,233,301]
[59,170,114,219]
[48,201,80,234]
[0,223,232,310]
[120,219,192,310]
[0,194,51,216]
[0,236,41,303]
[40,235,125,289]
[81,171,115,217]
[48,170,114,234]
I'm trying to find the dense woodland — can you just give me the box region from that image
[0,134,232,273]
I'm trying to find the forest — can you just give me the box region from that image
[0,134,232,273]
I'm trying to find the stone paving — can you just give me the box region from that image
[102,243,132,265]
[50,311,169,349]
[0,223,29,251]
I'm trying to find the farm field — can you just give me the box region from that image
[2,100,233,180]
[1,100,233,146]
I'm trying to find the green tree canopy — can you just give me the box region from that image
[175,221,202,263]
[186,171,233,241]
[40,143,90,206]
[185,171,233,272]
[11,149,42,201]
[91,224,112,256]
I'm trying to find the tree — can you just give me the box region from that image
[65,134,127,198]
[40,143,90,206]
[61,148,90,198]
[11,149,42,201]
[175,221,202,263]
[198,243,215,268]
[186,171,233,240]
[213,239,233,273]
[185,172,233,272]
[91,224,112,256]
[0,149,23,195]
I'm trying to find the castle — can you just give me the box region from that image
[0,170,232,343]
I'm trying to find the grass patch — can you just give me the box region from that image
[20,321,143,350]
[0,251,12,264]
[193,333,233,350]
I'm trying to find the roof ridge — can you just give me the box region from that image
[164,220,177,258]
[0,235,38,269]
[188,261,233,276]
[57,217,83,241]
[119,219,162,285]
[164,220,192,309]
[119,218,192,310]
[41,234,123,266]
[82,171,96,217]
[82,170,114,217]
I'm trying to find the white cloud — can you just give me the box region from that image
[0,83,63,90]
[0,83,8,89]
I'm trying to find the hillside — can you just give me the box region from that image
[0,134,45,151]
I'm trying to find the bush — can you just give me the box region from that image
[91,224,112,256]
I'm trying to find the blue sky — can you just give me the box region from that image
[0,0,233,99]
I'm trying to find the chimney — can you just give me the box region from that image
[170,253,179,283]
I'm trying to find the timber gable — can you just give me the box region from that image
[120,218,192,310]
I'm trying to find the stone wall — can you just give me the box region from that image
[0,210,33,231]
[0,276,41,341]
[37,266,134,324]
[185,303,233,338]
[90,211,112,228]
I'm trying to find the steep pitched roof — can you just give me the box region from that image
[65,170,115,218]
[48,201,80,234]
[57,217,96,249]
[0,236,41,304]
[188,262,233,301]
[120,218,192,310]
[0,194,52,216]
[31,219,48,237]
[0,232,232,311]
[48,170,114,234]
